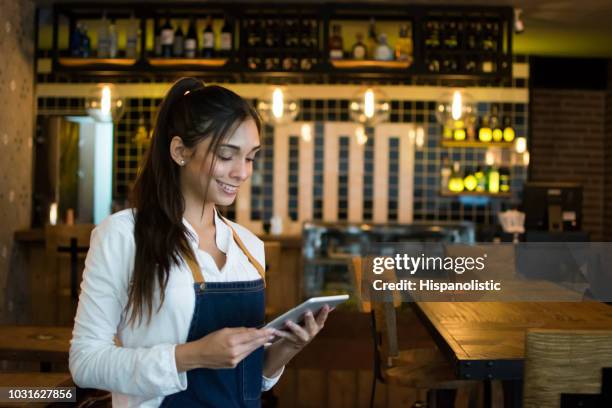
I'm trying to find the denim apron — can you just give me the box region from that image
[161,218,266,408]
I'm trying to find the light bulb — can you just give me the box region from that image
[85,83,125,123]
[101,86,111,115]
[451,90,462,121]
[364,89,375,119]
[272,88,284,119]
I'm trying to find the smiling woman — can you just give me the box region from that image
[68,78,331,408]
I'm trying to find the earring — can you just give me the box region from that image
[180,159,185,166]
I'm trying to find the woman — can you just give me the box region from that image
[69,78,330,407]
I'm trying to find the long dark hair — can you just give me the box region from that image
[128,78,261,326]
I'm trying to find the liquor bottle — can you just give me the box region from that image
[452,120,466,141]
[173,21,184,57]
[160,17,174,58]
[466,22,478,49]
[475,166,486,192]
[374,33,393,61]
[70,23,83,57]
[466,115,477,141]
[81,25,91,57]
[424,20,440,49]
[309,19,318,49]
[247,19,260,47]
[264,19,276,48]
[463,167,478,191]
[440,157,451,193]
[284,20,295,47]
[487,166,500,193]
[367,17,377,58]
[220,18,232,56]
[108,18,118,58]
[442,56,459,72]
[202,16,215,58]
[351,33,367,60]
[329,24,344,60]
[499,167,510,192]
[395,24,413,62]
[478,116,493,143]
[427,57,440,72]
[184,17,198,58]
[448,162,464,193]
[490,105,503,142]
[443,21,458,49]
[502,116,515,142]
[125,13,139,59]
[442,124,453,140]
[153,20,162,57]
[97,13,109,58]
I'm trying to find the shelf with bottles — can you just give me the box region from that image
[419,8,512,77]
[440,160,513,197]
[326,19,414,71]
[49,3,513,78]
[440,104,518,148]
[53,5,144,69]
[240,4,322,73]
[144,10,236,69]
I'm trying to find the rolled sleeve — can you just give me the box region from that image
[261,365,285,391]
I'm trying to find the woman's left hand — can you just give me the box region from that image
[272,305,332,350]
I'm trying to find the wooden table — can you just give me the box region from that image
[413,302,612,381]
[0,326,71,369]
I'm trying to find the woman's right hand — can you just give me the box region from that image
[175,327,276,372]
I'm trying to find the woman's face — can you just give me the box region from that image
[182,118,260,207]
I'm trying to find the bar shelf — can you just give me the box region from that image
[58,58,138,67]
[330,60,412,69]
[440,190,512,198]
[148,58,228,67]
[440,140,515,149]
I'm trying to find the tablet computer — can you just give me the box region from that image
[264,294,349,331]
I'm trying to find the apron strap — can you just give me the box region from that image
[219,216,266,286]
[185,214,266,287]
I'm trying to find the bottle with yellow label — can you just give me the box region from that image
[478,116,492,143]
[475,166,486,192]
[448,161,464,193]
[502,116,515,142]
[487,166,500,193]
[463,167,478,191]
[395,23,413,62]
[499,167,510,192]
[490,104,503,142]
[452,119,466,141]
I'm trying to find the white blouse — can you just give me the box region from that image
[69,209,283,408]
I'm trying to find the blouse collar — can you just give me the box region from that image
[182,207,232,254]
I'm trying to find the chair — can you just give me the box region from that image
[523,329,612,408]
[349,257,481,408]
[44,224,94,325]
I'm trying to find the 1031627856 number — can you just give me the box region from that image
[1,387,76,402]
